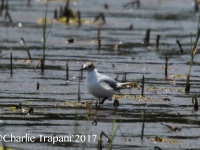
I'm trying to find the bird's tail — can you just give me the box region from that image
[116,82,138,89]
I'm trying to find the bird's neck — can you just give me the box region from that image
[86,69,99,80]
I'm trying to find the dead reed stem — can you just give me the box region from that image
[20,38,32,60]
[165,53,168,79]
[141,109,146,140]
[78,72,81,102]
[176,40,183,54]
[192,96,199,111]
[41,58,44,74]
[80,64,83,80]
[66,61,69,81]
[143,29,151,46]
[156,34,160,49]
[0,0,5,14]
[141,75,144,96]
[37,82,40,90]
[97,25,101,51]
[10,51,12,77]
[77,10,81,26]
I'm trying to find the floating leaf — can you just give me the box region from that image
[56,101,93,108]
[135,95,158,102]
[9,107,26,113]
[113,94,136,99]
[113,95,123,99]
[147,86,185,93]
[57,17,97,25]
[151,136,180,143]
[36,18,54,25]
[9,107,17,111]
[167,74,187,79]
[38,0,65,2]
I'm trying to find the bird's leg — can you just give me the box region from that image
[96,98,100,109]
[100,97,107,104]
[100,97,112,104]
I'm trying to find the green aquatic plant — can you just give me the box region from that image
[41,2,48,73]
[97,117,121,150]
[41,2,53,74]
[109,119,118,150]
[185,15,200,93]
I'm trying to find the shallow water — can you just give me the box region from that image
[0,0,200,149]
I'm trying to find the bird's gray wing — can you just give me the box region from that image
[99,76,118,90]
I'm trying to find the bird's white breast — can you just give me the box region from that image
[86,69,116,98]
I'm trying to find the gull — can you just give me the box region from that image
[80,62,136,104]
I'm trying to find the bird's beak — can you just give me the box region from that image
[79,68,84,71]
[80,63,89,71]
[79,66,86,71]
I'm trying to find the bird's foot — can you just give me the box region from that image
[100,98,112,104]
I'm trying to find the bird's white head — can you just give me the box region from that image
[80,62,95,71]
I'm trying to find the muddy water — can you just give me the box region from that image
[0,0,200,149]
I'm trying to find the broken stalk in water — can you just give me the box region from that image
[78,71,81,102]
[165,53,168,79]
[97,25,101,51]
[156,34,160,50]
[77,10,81,26]
[66,61,69,81]
[176,40,184,54]
[20,37,32,60]
[192,96,199,111]
[143,29,151,46]
[10,51,12,77]
[37,82,40,90]
[141,109,146,141]
[141,75,144,96]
